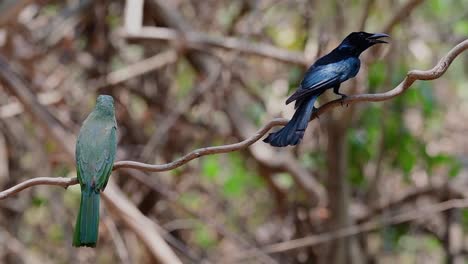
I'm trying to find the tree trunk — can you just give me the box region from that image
[325,122,351,264]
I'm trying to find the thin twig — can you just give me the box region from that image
[113,118,288,171]
[227,198,468,261]
[102,212,132,264]
[0,39,466,201]
[358,0,375,31]
[124,0,143,34]
[358,184,464,222]
[382,0,425,33]
[90,50,178,90]
[0,177,78,200]
[121,0,423,68]
[140,56,222,160]
[145,0,216,75]
[122,26,308,66]
[0,91,63,118]
[0,0,34,27]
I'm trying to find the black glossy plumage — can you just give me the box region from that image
[264,32,389,147]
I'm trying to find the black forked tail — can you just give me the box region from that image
[263,95,318,147]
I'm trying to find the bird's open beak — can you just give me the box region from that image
[367,33,390,44]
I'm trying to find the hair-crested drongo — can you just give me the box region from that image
[264,32,389,147]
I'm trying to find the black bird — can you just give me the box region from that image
[264,31,389,147]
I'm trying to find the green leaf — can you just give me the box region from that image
[48,224,64,243]
[428,0,449,15]
[368,62,387,91]
[176,59,196,98]
[221,153,261,197]
[288,66,304,91]
[426,154,461,178]
[179,192,202,210]
[397,134,417,176]
[32,196,48,207]
[274,173,294,189]
[246,104,264,126]
[223,175,244,197]
[42,4,59,16]
[217,2,244,30]
[448,159,462,178]
[348,166,366,187]
[461,209,468,231]
[382,224,409,251]
[129,94,148,121]
[202,155,220,181]
[194,224,217,249]
[106,14,121,29]
[454,20,468,36]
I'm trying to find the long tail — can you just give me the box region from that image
[263,95,318,147]
[73,189,100,247]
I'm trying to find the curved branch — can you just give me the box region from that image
[0,39,467,200]
[112,118,288,171]
[0,177,78,199]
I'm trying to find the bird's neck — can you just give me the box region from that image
[90,110,114,122]
[94,105,115,119]
[335,44,363,57]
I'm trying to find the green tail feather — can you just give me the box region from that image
[73,189,100,247]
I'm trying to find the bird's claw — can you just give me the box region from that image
[312,106,321,120]
[340,95,348,107]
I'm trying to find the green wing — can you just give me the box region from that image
[76,117,117,191]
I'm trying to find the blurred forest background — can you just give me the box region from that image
[0,0,467,263]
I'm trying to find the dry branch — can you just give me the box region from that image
[0,0,33,27]
[145,0,216,75]
[228,197,468,261]
[0,39,466,200]
[103,181,183,264]
[113,118,288,171]
[122,0,424,68]
[0,91,63,118]
[124,0,143,34]
[0,177,78,200]
[90,50,177,90]
[122,26,308,66]
[382,0,425,33]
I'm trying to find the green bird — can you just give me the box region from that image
[73,95,117,247]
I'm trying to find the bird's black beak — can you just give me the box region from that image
[367,33,390,44]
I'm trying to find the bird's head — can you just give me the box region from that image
[95,95,115,116]
[339,31,390,55]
